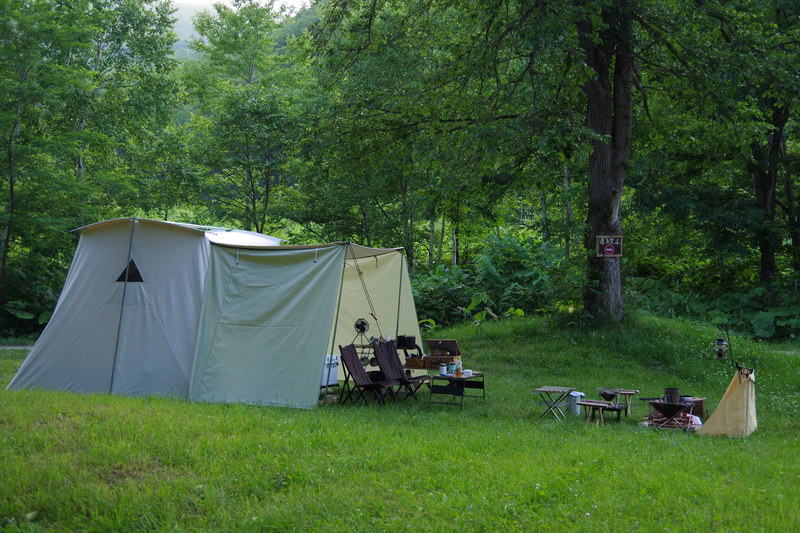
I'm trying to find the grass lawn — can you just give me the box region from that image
[1,314,798,532]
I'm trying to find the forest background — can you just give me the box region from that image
[2,0,800,341]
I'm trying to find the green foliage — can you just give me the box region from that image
[413,233,580,327]
[5,0,800,343]
[411,264,472,327]
[625,277,800,341]
[0,0,178,334]
[709,286,800,340]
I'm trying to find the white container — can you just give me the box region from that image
[565,391,585,416]
[321,355,339,387]
[463,369,473,377]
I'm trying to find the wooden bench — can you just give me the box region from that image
[576,400,625,425]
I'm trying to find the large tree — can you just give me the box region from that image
[186,0,301,233]
[576,0,635,319]
[306,0,661,318]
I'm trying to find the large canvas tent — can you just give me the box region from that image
[8,218,421,408]
[698,366,757,438]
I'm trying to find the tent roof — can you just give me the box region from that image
[73,220,401,257]
[74,218,283,247]
[211,240,403,258]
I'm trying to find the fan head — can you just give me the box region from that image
[354,318,369,334]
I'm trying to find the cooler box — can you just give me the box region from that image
[320,355,339,387]
[565,391,585,416]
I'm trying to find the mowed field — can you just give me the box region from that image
[1,315,798,532]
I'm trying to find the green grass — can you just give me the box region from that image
[1,314,798,532]
[0,334,37,347]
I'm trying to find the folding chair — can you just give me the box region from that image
[372,339,430,400]
[339,344,398,405]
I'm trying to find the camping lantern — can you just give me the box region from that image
[714,338,728,358]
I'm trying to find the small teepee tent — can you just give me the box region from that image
[698,366,757,438]
[8,218,421,409]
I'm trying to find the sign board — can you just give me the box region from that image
[596,235,623,257]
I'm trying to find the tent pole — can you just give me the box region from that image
[109,217,137,393]
[329,244,348,355]
[325,244,349,392]
[394,250,404,337]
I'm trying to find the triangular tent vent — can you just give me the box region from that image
[117,259,144,282]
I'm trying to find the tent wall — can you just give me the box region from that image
[8,219,209,396]
[189,245,347,408]
[331,250,422,350]
[9,221,423,410]
[328,249,422,374]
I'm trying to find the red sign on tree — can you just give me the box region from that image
[596,235,623,257]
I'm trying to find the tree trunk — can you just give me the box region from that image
[437,208,445,266]
[0,101,23,307]
[428,214,435,269]
[76,116,87,224]
[539,190,550,241]
[451,225,459,266]
[577,1,634,320]
[564,162,576,260]
[400,178,414,271]
[783,161,800,275]
[753,105,789,291]
[258,169,271,235]
[361,201,371,247]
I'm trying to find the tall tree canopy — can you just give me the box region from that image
[3,0,800,338]
[0,0,176,331]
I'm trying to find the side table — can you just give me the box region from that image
[428,372,485,410]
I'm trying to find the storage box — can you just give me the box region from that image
[320,355,339,387]
[404,355,457,369]
[426,339,463,357]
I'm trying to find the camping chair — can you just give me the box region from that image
[339,344,398,406]
[372,339,430,400]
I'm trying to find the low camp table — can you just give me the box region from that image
[576,400,622,425]
[428,372,485,410]
[533,386,575,420]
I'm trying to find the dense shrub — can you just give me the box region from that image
[412,234,581,328]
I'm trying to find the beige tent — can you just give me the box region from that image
[188,241,422,408]
[698,366,757,438]
[8,218,422,409]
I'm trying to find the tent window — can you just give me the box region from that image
[117,259,144,282]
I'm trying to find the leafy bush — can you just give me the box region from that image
[708,286,800,340]
[411,264,472,328]
[625,276,800,340]
[412,233,581,327]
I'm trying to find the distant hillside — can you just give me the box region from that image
[172,2,318,60]
[173,2,209,58]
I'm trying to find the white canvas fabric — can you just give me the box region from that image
[189,245,347,408]
[7,218,279,396]
[188,243,422,407]
[8,220,422,409]
[698,367,757,438]
[330,247,421,353]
